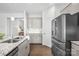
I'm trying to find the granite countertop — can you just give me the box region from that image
[0,36,29,56]
[71,41,79,46]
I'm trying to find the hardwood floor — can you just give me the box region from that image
[29,44,53,56]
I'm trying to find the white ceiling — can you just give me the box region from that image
[0,3,53,14]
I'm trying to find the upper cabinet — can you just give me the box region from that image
[54,3,69,17]
[62,3,79,15]
[54,3,79,18]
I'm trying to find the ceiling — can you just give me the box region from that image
[0,3,53,14]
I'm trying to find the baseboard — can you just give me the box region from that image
[30,43,42,45]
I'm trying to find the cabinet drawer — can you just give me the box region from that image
[52,39,65,50]
[53,45,66,56]
[25,45,30,56]
[18,40,29,56]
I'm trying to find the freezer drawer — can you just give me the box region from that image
[52,39,65,50]
[52,45,66,56]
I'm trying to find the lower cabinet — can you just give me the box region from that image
[71,42,79,56]
[18,40,30,56]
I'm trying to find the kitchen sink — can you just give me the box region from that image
[2,39,20,43]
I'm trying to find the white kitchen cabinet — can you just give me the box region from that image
[18,40,30,56]
[54,3,69,17]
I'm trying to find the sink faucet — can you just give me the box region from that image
[11,34,14,42]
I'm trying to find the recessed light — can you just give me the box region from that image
[11,17,15,21]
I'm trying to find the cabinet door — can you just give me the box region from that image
[24,40,30,56]
[55,3,69,17]
[26,44,30,56]
[18,40,29,56]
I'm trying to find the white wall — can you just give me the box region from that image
[0,12,42,43]
[27,14,42,43]
[42,6,55,48]
[0,15,6,34]
[24,11,28,36]
[0,13,24,37]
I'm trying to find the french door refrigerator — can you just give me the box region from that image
[52,13,78,56]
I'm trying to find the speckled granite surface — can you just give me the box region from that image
[0,36,29,56]
[71,41,79,46]
[71,41,79,56]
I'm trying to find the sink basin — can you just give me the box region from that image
[2,39,20,43]
[14,36,23,39]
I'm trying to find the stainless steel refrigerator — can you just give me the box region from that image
[52,13,78,56]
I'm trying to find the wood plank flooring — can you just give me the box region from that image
[29,44,53,56]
